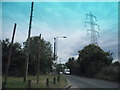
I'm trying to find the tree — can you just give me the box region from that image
[2,36,54,76]
[56,64,64,73]
[23,36,53,75]
[2,39,10,74]
[2,38,25,77]
[78,44,113,76]
[95,61,120,81]
[65,57,79,74]
[65,57,75,70]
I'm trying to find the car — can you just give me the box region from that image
[60,72,63,74]
[64,69,70,75]
[65,71,70,75]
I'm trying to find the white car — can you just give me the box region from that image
[60,72,63,74]
[64,69,70,75]
[65,71,70,75]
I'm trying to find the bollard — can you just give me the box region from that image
[27,80,31,88]
[46,78,49,87]
[53,77,56,84]
[2,82,6,89]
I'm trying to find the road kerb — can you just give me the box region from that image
[64,79,72,89]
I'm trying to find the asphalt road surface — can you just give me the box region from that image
[64,75,119,88]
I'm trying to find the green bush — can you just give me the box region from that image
[95,65,120,81]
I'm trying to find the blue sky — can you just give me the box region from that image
[2,2,118,63]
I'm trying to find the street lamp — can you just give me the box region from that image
[53,36,66,77]
[57,36,66,39]
[54,36,66,62]
[59,58,61,64]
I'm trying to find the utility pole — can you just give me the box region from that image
[37,34,41,84]
[4,23,17,86]
[53,37,56,76]
[85,12,100,45]
[24,2,34,82]
[54,38,56,62]
[59,58,61,74]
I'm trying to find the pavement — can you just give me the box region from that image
[64,75,119,88]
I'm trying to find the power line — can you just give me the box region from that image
[97,5,117,21]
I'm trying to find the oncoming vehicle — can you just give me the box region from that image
[64,69,70,75]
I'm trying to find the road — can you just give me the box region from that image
[64,75,119,88]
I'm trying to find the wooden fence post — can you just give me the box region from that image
[53,77,56,84]
[57,75,60,83]
[2,81,6,89]
[46,78,49,87]
[27,80,31,88]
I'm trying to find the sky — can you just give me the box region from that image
[2,2,118,63]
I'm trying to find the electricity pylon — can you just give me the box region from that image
[85,12,100,45]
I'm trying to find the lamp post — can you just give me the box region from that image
[54,36,66,65]
[59,58,61,64]
[53,36,66,77]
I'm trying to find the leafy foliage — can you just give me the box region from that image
[2,36,53,76]
[65,44,119,81]
[2,38,25,76]
[78,44,112,76]
[23,36,53,75]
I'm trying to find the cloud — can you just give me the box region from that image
[2,2,118,63]
[57,28,90,63]
[97,23,118,62]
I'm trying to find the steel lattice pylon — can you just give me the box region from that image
[85,12,100,45]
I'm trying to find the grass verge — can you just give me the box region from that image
[3,74,67,88]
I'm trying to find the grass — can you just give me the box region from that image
[3,74,67,88]
[44,74,67,88]
[4,77,26,88]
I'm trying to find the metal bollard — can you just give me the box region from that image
[27,80,31,88]
[46,78,49,87]
[53,77,56,84]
